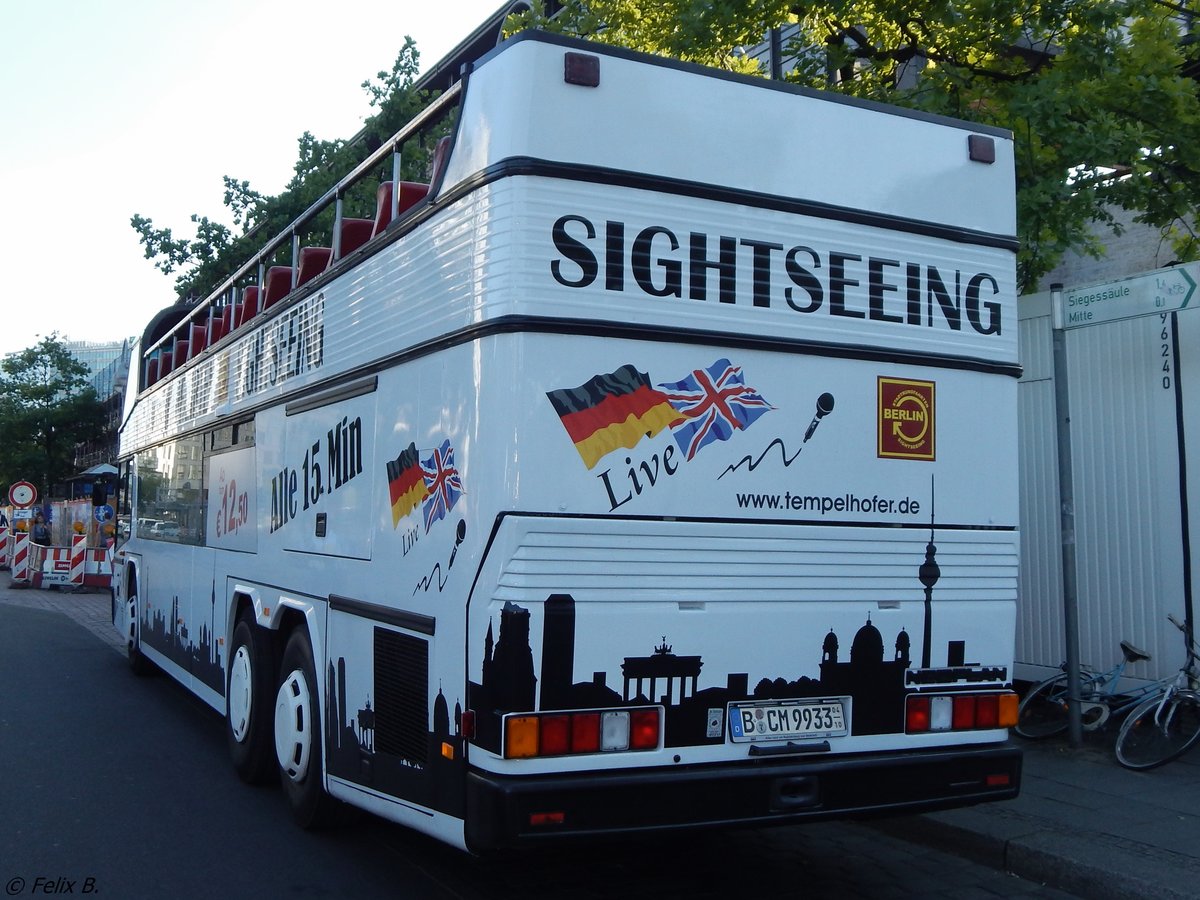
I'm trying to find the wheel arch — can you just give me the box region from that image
[225,586,310,667]
[276,605,310,647]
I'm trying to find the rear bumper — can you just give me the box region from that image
[465,742,1021,852]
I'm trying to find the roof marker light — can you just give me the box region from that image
[968,134,996,164]
[564,52,600,88]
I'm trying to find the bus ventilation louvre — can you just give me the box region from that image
[374,628,430,765]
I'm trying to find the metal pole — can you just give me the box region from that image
[769,28,783,80]
[1050,283,1084,747]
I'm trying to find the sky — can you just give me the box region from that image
[0,0,512,358]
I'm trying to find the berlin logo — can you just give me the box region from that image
[878,377,935,460]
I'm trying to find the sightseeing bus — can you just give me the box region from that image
[113,28,1022,852]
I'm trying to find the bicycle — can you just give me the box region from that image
[1016,638,1159,739]
[1114,614,1200,770]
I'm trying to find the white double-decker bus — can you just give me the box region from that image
[113,28,1022,852]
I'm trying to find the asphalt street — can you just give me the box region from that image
[0,590,1081,899]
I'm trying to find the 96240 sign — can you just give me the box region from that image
[728,698,848,742]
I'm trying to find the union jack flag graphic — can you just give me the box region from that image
[658,359,773,460]
[420,439,464,533]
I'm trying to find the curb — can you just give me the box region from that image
[872,806,1200,900]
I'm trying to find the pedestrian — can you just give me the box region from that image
[32,514,50,546]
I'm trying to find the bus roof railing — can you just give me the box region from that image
[142,79,463,366]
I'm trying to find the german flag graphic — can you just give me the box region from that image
[547,365,683,469]
[386,442,429,527]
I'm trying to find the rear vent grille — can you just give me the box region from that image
[494,525,1018,601]
[374,628,429,765]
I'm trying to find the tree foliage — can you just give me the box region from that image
[0,336,106,497]
[509,0,1200,291]
[131,37,439,303]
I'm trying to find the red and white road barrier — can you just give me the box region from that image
[11,535,116,591]
[83,543,113,588]
[0,526,9,570]
[32,545,71,589]
[70,535,87,585]
[12,533,31,583]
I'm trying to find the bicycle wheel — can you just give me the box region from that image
[1016,673,1070,739]
[1115,690,1200,770]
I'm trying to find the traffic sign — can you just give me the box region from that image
[94,504,115,524]
[1060,265,1197,329]
[8,481,37,507]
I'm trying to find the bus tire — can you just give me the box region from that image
[274,626,341,829]
[226,612,277,784]
[125,572,156,677]
[127,616,156,675]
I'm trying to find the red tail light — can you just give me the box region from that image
[630,708,660,750]
[502,707,661,759]
[571,713,601,752]
[906,692,1017,734]
[540,715,571,755]
[953,695,977,729]
[975,695,999,728]
[907,696,932,733]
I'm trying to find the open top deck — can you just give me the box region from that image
[125,32,1018,457]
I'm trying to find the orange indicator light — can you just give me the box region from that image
[505,716,539,759]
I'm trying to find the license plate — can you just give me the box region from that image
[728,698,847,742]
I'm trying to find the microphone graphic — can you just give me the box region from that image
[448,519,467,569]
[803,393,835,442]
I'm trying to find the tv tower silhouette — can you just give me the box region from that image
[919,477,940,669]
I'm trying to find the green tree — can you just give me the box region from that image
[510,0,1200,291]
[0,336,106,499]
[130,38,436,304]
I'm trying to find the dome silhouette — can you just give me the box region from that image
[850,617,884,664]
[822,629,839,662]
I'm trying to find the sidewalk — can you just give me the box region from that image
[4,581,1199,899]
[1,580,125,654]
[874,709,1200,899]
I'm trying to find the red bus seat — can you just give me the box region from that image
[334,218,374,264]
[209,306,231,345]
[297,247,332,287]
[173,339,190,370]
[263,266,294,309]
[145,354,160,387]
[189,322,208,359]
[373,181,430,236]
[236,286,260,329]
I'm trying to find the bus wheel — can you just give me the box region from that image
[274,627,340,828]
[226,612,276,784]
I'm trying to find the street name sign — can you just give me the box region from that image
[1061,265,1197,329]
